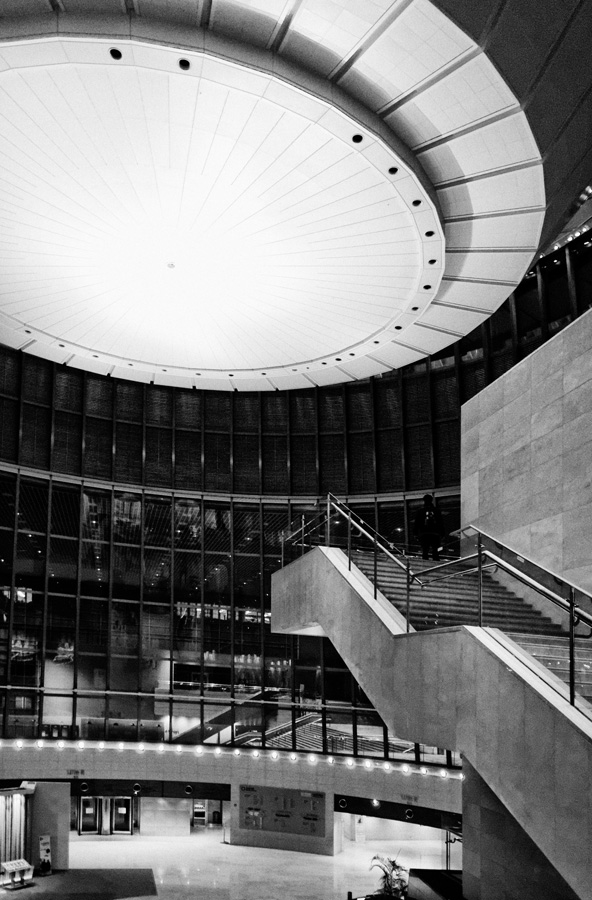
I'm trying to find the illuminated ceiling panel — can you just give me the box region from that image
[0,0,549,390]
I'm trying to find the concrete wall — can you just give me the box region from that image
[272,547,592,897]
[462,760,579,900]
[0,738,460,859]
[140,797,191,835]
[29,782,70,872]
[461,307,592,592]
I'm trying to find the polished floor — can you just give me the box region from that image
[68,826,446,900]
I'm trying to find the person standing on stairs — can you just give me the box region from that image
[414,494,445,561]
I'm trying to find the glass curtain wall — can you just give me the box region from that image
[0,471,454,764]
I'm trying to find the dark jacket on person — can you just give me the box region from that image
[413,496,444,540]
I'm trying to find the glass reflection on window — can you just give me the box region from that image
[113,493,142,544]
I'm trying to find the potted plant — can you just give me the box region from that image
[368,854,409,899]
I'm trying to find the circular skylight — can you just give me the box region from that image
[0,38,442,390]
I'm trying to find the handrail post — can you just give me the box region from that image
[373,532,378,599]
[406,559,411,633]
[326,495,331,547]
[300,514,305,557]
[569,586,576,706]
[477,531,483,626]
[281,530,285,568]
[347,514,352,570]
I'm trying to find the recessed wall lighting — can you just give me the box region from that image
[388,167,398,175]
[110,48,122,60]
[179,59,190,71]
[352,134,363,143]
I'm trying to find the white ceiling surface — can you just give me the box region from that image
[0,0,545,391]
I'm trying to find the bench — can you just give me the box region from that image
[1,860,33,890]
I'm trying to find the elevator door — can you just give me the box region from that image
[111,798,132,834]
[79,797,99,834]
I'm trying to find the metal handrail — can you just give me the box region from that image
[281,497,592,708]
[459,524,592,607]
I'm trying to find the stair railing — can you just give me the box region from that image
[281,499,592,707]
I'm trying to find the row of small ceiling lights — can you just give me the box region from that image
[5,739,462,781]
[548,185,592,255]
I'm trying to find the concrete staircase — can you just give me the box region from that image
[352,551,592,699]
[352,550,565,635]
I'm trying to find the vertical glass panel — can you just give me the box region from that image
[233,505,260,554]
[204,506,231,552]
[15,533,46,592]
[79,599,108,653]
[113,546,140,600]
[174,550,201,604]
[377,503,406,550]
[139,696,165,743]
[112,601,139,656]
[324,669,351,704]
[113,493,142,544]
[11,590,43,687]
[18,479,49,534]
[45,595,76,690]
[233,701,264,744]
[80,542,109,597]
[0,536,11,681]
[142,604,170,693]
[143,549,171,603]
[355,710,387,758]
[77,695,106,740]
[7,692,39,738]
[262,506,287,555]
[144,496,171,546]
[234,555,260,610]
[82,489,111,543]
[262,557,280,611]
[174,498,202,549]
[78,655,107,692]
[50,484,80,537]
[107,692,138,740]
[294,712,323,752]
[0,471,17,528]
[173,597,200,659]
[172,698,202,744]
[48,538,78,594]
[324,709,353,756]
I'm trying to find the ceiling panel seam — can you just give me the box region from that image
[377,46,483,117]
[412,106,521,153]
[327,0,416,84]
[266,0,305,54]
[433,159,542,190]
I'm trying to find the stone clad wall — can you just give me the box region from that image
[461,308,592,592]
